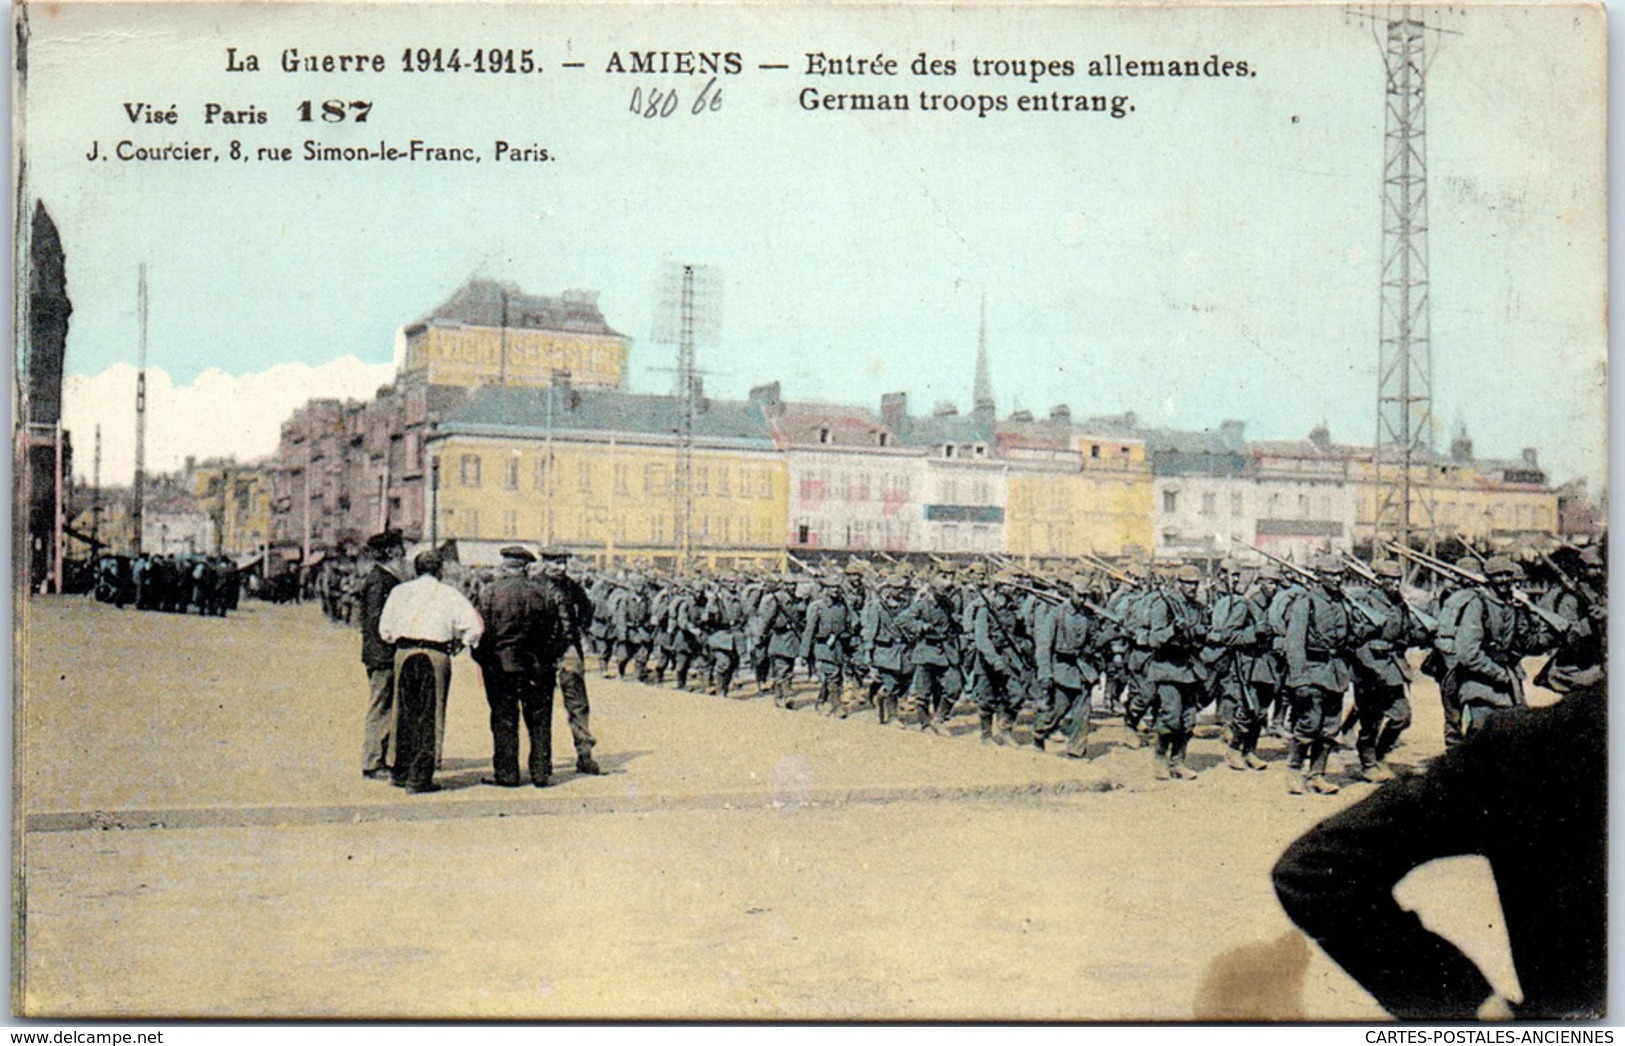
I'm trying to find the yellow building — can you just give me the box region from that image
[400,280,630,391]
[427,384,788,570]
[1002,427,1153,560]
[188,459,274,558]
[1355,442,1560,549]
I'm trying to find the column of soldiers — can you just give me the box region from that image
[92,552,241,616]
[558,540,1604,794]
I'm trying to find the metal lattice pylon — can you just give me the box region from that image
[1366,9,1444,557]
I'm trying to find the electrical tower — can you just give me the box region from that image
[133,263,149,555]
[1352,6,1459,558]
[653,263,721,573]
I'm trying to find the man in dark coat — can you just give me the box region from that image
[1273,686,1605,1020]
[473,546,565,788]
[534,547,602,775]
[357,530,405,780]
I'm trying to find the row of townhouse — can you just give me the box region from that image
[256,278,1574,574]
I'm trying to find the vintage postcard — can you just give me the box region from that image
[11,0,1608,1023]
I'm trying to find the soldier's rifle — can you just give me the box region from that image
[1243,543,1317,585]
[1080,551,1134,585]
[967,583,1037,677]
[1386,542,1571,635]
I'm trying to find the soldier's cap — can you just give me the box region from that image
[500,546,537,565]
[1069,574,1093,593]
[1373,561,1404,580]
[818,575,842,587]
[540,545,571,562]
[1175,565,1202,583]
[843,560,865,575]
[1483,556,1519,579]
[366,531,404,555]
[1458,556,1484,574]
[1219,559,1242,574]
[1580,546,1604,568]
[1257,562,1282,581]
[1314,556,1347,576]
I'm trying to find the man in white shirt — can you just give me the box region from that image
[379,550,483,793]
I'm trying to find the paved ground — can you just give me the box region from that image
[14,596,1523,1019]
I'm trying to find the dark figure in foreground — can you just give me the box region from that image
[1272,687,1605,1020]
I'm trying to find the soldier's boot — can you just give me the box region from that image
[922,705,944,735]
[1306,740,1340,795]
[1347,742,1378,782]
[1062,727,1089,760]
[1151,734,1172,781]
[774,679,793,709]
[837,682,858,719]
[995,710,1016,747]
[876,694,892,725]
[1243,734,1269,771]
[675,666,688,691]
[979,711,997,745]
[1371,718,1404,778]
[1225,745,1249,772]
[1285,739,1306,794]
[1169,734,1199,780]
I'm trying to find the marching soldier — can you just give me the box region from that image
[1032,574,1103,758]
[698,578,746,696]
[760,579,809,709]
[1345,560,1428,781]
[1206,560,1271,772]
[1421,555,1482,748]
[801,578,854,716]
[1141,564,1209,780]
[1281,557,1358,795]
[968,579,1028,745]
[859,574,913,725]
[896,570,960,734]
[1453,556,1536,739]
[609,575,654,681]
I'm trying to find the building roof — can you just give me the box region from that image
[436,385,777,448]
[407,279,625,339]
[768,402,895,449]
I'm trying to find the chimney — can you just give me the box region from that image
[932,401,960,418]
[1450,432,1474,463]
[184,455,196,474]
[748,381,783,416]
[1009,409,1034,423]
[1308,423,1331,450]
[880,392,908,437]
[1049,404,1072,425]
[1219,419,1246,451]
[1522,447,1539,467]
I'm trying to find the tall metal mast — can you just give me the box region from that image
[1355,6,1457,557]
[132,264,148,555]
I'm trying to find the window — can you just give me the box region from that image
[944,446,955,459]
[818,427,831,444]
[1201,492,1216,516]
[614,464,629,495]
[502,511,518,538]
[465,509,480,539]
[742,517,754,544]
[757,470,772,499]
[1298,494,1309,518]
[974,445,987,458]
[459,454,482,487]
[503,456,519,490]
[438,508,455,536]
[643,464,668,495]
[651,515,666,543]
[1091,444,1101,459]
[1163,490,1178,513]
[694,466,709,495]
[717,469,731,496]
[1230,492,1243,516]
[577,462,593,494]
[797,523,811,545]
[533,457,549,493]
[878,433,890,447]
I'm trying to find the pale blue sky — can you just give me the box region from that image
[19,2,1607,487]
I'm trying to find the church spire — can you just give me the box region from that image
[972,291,995,415]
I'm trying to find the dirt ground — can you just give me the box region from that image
[13,597,1524,1020]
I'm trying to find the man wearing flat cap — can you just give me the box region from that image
[533,547,602,776]
[472,546,566,787]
